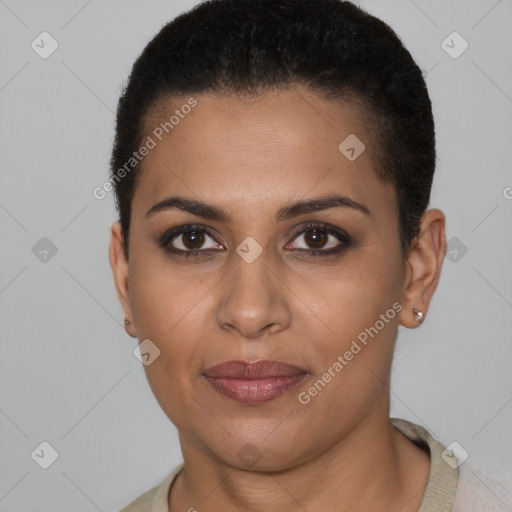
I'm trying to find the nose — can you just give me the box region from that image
[216,249,291,339]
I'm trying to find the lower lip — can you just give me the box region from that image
[203,375,307,403]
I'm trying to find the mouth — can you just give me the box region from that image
[202,359,309,404]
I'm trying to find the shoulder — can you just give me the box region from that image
[390,418,512,511]
[119,463,185,512]
[452,462,512,511]
[119,484,159,512]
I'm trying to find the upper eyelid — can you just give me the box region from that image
[287,222,348,239]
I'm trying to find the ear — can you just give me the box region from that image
[109,221,136,338]
[398,208,447,329]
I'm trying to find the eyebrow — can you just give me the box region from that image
[145,194,371,222]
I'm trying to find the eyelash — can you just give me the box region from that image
[156,222,353,259]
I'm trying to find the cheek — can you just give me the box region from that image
[290,252,401,399]
[128,248,209,338]
[291,247,400,334]
[128,259,210,401]
[137,305,206,428]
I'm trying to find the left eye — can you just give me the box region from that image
[286,225,350,252]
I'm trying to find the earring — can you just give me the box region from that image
[124,319,131,325]
[412,308,424,323]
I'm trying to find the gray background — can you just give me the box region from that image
[1,0,511,510]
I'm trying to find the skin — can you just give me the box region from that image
[109,87,446,512]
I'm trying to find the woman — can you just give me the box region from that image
[109,0,509,510]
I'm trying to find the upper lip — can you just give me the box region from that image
[203,360,307,379]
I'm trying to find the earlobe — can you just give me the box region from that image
[109,222,135,336]
[398,208,446,329]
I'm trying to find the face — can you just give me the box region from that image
[110,87,440,471]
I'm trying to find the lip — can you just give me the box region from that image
[203,360,308,404]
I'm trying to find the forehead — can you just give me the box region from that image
[134,87,395,221]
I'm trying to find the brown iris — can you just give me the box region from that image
[182,231,205,250]
[304,228,328,249]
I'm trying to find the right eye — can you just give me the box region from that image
[158,224,224,257]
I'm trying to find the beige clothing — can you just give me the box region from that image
[119,417,509,511]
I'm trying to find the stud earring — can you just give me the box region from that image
[412,308,424,323]
[124,319,131,325]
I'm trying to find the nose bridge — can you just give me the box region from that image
[216,240,290,337]
[232,245,272,298]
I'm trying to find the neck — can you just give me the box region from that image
[169,405,430,512]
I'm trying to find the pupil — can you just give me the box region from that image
[183,231,204,249]
[305,228,327,249]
